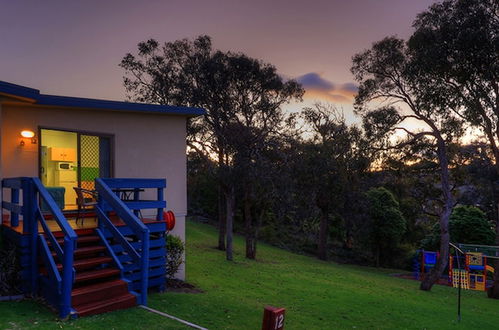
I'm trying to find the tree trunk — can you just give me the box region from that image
[225,186,235,261]
[420,138,452,291]
[488,201,499,298]
[318,211,329,260]
[477,109,499,299]
[487,146,499,298]
[217,185,226,251]
[217,149,226,251]
[244,191,256,259]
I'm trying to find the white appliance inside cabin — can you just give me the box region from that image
[41,145,78,208]
[54,162,77,206]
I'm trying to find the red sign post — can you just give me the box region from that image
[262,306,286,330]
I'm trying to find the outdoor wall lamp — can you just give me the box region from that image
[20,130,37,146]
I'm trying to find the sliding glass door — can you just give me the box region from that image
[40,129,113,210]
[79,134,112,191]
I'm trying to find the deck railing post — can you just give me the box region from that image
[140,229,150,305]
[97,194,104,230]
[10,187,19,227]
[133,188,140,218]
[156,187,164,221]
[23,178,38,295]
[60,236,75,319]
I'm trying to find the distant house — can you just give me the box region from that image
[0,81,204,318]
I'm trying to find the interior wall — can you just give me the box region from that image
[1,104,188,279]
[41,129,78,148]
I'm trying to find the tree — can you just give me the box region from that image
[120,36,229,251]
[120,36,303,260]
[220,53,304,259]
[365,187,406,267]
[300,103,369,260]
[407,0,499,297]
[352,36,463,290]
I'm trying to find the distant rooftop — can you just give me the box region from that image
[0,80,205,116]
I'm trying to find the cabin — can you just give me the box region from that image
[0,81,204,318]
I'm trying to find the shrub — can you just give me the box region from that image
[422,205,495,250]
[450,206,495,245]
[166,235,185,280]
[0,242,21,295]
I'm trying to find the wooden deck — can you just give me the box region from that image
[1,214,165,235]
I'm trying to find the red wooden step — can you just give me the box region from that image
[51,235,100,246]
[77,235,100,244]
[40,256,113,274]
[72,279,129,306]
[74,293,136,317]
[73,256,113,270]
[74,268,120,284]
[53,228,95,238]
[52,245,107,259]
[74,246,107,257]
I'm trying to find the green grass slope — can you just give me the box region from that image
[151,221,499,329]
[1,220,499,329]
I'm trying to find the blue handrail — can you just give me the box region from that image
[32,178,76,239]
[95,178,150,305]
[31,178,77,319]
[1,177,76,319]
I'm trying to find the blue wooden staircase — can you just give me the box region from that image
[1,177,169,318]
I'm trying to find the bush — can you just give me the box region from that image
[166,235,185,280]
[422,205,495,250]
[0,242,21,295]
[450,206,495,245]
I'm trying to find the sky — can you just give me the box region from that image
[0,0,438,123]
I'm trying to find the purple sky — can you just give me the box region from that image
[1,0,437,120]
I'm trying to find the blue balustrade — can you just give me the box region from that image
[1,177,77,319]
[1,177,167,317]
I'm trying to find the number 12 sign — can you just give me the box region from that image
[262,306,286,330]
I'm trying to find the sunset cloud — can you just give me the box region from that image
[295,72,358,103]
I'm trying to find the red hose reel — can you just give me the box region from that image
[163,210,176,231]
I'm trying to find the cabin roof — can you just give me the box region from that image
[0,80,205,116]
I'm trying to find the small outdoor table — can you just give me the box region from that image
[112,188,145,201]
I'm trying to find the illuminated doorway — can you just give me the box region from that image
[40,128,113,210]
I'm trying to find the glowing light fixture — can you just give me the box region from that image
[19,130,37,146]
[20,130,35,138]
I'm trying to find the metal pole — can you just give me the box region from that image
[455,247,461,322]
[450,242,465,322]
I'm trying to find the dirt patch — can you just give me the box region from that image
[391,272,451,286]
[166,279,204,294]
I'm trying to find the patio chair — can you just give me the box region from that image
[74,187,98,225]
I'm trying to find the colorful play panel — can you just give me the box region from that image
[414,246,497,291]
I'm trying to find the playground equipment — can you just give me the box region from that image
[413,250,439,280]
[414,247,495,291]
[447,243,498,322]
[449,252,488,291]
[451,269,469,290]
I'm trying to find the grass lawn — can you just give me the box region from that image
[1,220,499,329]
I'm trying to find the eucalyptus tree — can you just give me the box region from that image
[120,36,303,260]
[220,54,304,259]
[120,36,229,251]
[301,103,369,260]
[352,37,464,290]
[407,0,499,297]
